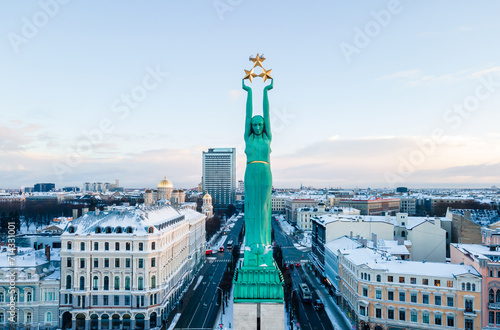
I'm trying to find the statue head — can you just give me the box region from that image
[251,115,265,135]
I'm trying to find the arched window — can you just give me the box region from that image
[490,289,495,303]
[148,227,154,234]
[46,312,52,322]
[67,242,72,250]
[462,283,465,290]
[151,275,156,289]
[0,292,4,302]
[368,274,371,281]
[26,291,32,302]
[496,290,500,303]
[116,226,122,233]
[93,276,98,290]
[125,277,131,290]
[105,227,112,234]
[95,227,101,233]
[139,243,144,251]
[0,312,4,323]
[490,268,494,277]
[66,275,72,289]
[79,276,85,290]
[472,284,476,292]
[138,277,144,290]
[26,312,32,323]
[114,276,120,290]
[152,242,156,250]
[68,226,75,234]
[104,276,109,290]
[126,227,133,233]
[376,275,381,282]
[467,283,471,291]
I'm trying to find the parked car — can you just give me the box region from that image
[295,262,301,267]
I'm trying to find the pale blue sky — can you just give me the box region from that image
[2,1,500,189]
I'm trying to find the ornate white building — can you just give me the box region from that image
[59,204,205,330]
[202,192,213,218]
[144,177,182,206]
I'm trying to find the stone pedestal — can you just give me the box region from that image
[233,302,284,330]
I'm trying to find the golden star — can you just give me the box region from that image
[259,67,273,82]
[250,53,266,68]
[243,68,256,82]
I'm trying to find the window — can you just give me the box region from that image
[125,277,131,290]
[125,296,130,305]
[94,242,98,251]
[93,295,98,305]
[93,276,98,290]
[388,309,394,320]
[94,258,98,268]
[388,291,394,301]
[410,277,416,284]
[151,258,156,267]
[434,313,442,325]
[423,312,429,324]
[138,277,144,290]
[115,258,120,267]
[411,310,417,322]
[399,277,405,283]
[375,308,382,318]
[105,242,109,251]
[399,292,405,302]
[467,282,471,291]
[80,276,85,290]
[497,312,500,325]
[434,279,440,287]
[126,242,131,251]
[447,280,453,287]
[388,276,393,282]
[26,291,32,302]
[141,295,145,306]
[103,295,109,305]
[114,276,120,290]
[80,242,85,251]
[447,296,454,307]
[0,292,3,302]
[422,278,428,285]
[462,283,466,290]
[376,290,382,299]
[465,298,473,311]
[360,306,366,316]
[80,258,85,268]
[152,242,156,250]
[410,293,417,303]
[66,275,72,289]
[376,275,381,282]
[67,241,72,250]
[126,258,131,267]
[46,312,52,323]
[104,276,109,290]
[399,310,406,321]
[465,319,473,330]
[447,315,454,327]
[67,257,72,267]
[26,312,32,323]
[422,294,429,304]
[151,275,156,289]
[435,295,441,306]
[139,243,144,251]
[139,259,144,268]
[105,258,109,268]
[114,295,119,305]
[0,313,3,323]
[115,242,120,251]
[472,284,476,291]
[27,273,31,279]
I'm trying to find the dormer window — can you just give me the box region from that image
[68,226,75,234]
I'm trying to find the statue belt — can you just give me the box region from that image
[247,161,269,164]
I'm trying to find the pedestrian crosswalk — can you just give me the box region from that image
[207,257,231,263]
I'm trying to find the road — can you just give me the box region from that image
[174,216,244,329]
[271,217,307,264]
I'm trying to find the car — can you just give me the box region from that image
[219,246,224,252]
[314,298,324,310]
[295,262,301,267]
[289,263,294,270]
[283,263,289,270]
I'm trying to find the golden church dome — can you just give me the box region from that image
[158,176,173,188]
[204,192,211,199]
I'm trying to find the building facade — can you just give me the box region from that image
[202,148,236,208]
[59,205,200,329]
[338,198,400,216]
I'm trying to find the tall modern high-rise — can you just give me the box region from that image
[202,148,236,208]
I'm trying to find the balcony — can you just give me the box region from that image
[489,302,500,310]
[464,308,476,316]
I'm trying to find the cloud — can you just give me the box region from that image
[228,90,244,102]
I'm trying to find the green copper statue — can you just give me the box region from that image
[242,78,274,267]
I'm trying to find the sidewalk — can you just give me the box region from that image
[302,266,352,330]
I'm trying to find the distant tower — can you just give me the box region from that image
[202,192,213,218]
[144,190,154,205]
[178,190,185,203]
[157,177,174,201]
[171,190,179,206]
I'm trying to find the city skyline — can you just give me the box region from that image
[2,1,500,189]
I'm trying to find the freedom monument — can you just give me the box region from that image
[233,54,285,329]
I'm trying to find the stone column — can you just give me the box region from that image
[119,316,123,330]
[98,316,101,330]
[71,314,77,330]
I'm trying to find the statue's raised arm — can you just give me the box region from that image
[243,79,253,141]
[263,79,273,141]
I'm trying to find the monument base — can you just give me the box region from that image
[233,302,285,330]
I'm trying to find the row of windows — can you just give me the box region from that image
[68,241,156,251]
[0,311,53,324]
[67,257,155,269]
[366,307,457,327]
[0,290,56,302]
[67,274,156,290]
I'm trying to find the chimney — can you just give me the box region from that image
[372,233,378,248]
[397,237,404,245]
[95,208,100,216]
[45,245,50,261]
[350,231,353,239]
[82,208,89,215]
[72,209,79,219]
